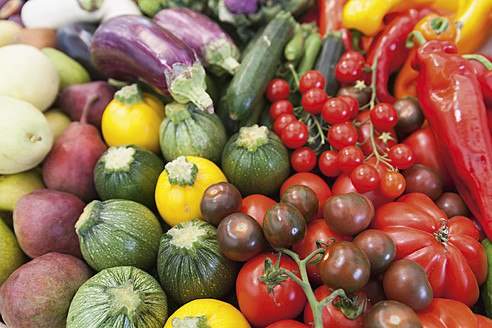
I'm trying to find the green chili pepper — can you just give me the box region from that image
[284,23,305,62]
[296,31,322,78]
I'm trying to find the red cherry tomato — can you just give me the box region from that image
[327,122,358,150]
[273,113,297,136]
[299,70,325,94]
[291,147,317,172]
[370,103,398,131]
[302,88,328,114]
[379,171,406,198]
[265,78,290,102]
[318,150,342,178]
[335,145,364,173]
[351,163,380,193]
[338,94,360,119]
[387,143,415,170]
[281,120,309,149]
[270,99,294,121]
[321,97,351,124]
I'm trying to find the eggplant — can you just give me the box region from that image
[91,14,213,113]
[153,7,240,76]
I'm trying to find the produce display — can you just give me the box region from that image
[1,0,492,327]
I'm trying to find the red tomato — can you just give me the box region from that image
[240,194,277,227]
[292,219,352,285]
[303,285,369,328]
[416,298,486,328]
[236,252,308,327]
[403,127,453,190]
[355,110,397,157]
[371,193,488,307]
[280,172,332,219]
[266,320,309,328]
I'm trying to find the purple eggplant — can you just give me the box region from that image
[153,7,240,76]
[90,14,213,113]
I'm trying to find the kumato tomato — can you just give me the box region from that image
[200,182,242,226]
[236,253,307,327]
[319,241,371,293]
[280,184,319,224]
[364,300,422,328]
[263,202,307,247]
[353,229,396,276]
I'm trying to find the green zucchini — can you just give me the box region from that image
[314,32,346,97]
[156,219,238,306]
[221,124,290,197]
[93,144,164,210]
[67,266,168,328]
[225,11,296,121]
[159,102,227,164]
[75,199,163,272]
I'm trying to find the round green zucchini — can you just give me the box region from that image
[221,124,290,197]
[75,199,163,272]
[93,144,164,210]
[159,102,227,164]
[156,218,238,306]
[66,266,168,328]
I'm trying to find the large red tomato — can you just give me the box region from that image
[280,172,332,219]
[240,194,277,227]
[292,219,352,285]
[416,298,492,327]
[303,285,369,328]
[236,252,308,327]
[370,193,487,307]
[403,127,453,190]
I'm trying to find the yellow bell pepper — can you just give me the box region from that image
[164,298,251,328]
[101,83,166,154]
[454,0,492,54]
[155,155,227,227]
[342,0,464,36]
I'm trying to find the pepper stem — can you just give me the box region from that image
[406,31,427,49]
[430,17,450,35]
[165,156,198,186]
[114,83,144,106]
[462,54,492,71]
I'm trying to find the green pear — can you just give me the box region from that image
[0,168,46,212]
[0,216,26,286]
[44,107,72,141]
[41,47,91,91]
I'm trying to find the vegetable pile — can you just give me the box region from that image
[1,0,492,327]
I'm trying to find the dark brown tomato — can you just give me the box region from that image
[216,212,264,262]
[362,274,386,305]
[364,300,423,328]
[200,182,242,225]
[393,97,425,140]
[382,259,433,311]
[323,192,375,236]
[353,229,396,275]
[435,191,470,219]
[336,85,371,108]
[280,184,319,224]
[319,240,371,294]
[402,164,443,200]
[263,203,307,247]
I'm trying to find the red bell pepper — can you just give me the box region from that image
[412,39,492,241]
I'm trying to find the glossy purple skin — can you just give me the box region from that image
[153,7,236,61]
[90,15,198,96]
[224,0,259,14]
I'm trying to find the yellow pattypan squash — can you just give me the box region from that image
[155,155,227,226]
[101,83,166,154]
[164,298,251,328]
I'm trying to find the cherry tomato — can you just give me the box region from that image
[292,219,352,285]
[318,150,342,178]
[281,120,309,149]
[321,97,351,124]
[280,184,319,224]
[273,113,297,136]
[335,145,364,173]
[240,194,277,227]
[265,78,290,102]
[327,122,358,150]
[291,147,317,172]
[200,182,242,226]
[387,144,415,170]
[236,252,308,327]
[299,70,325,94]
[319,240,371,293]
[365,300,422,328]
[217,212,265,262]
[270,99,294,121]
[370,103,398,131]
[280,172,332,219]
[335,51,365,84]
[379,171,406,199]
[353,229,396,276]
[302,87,328,114]
[355,110,398,156]
[266,320,309,328]
[338,94,360,120]
[351,163,380,193]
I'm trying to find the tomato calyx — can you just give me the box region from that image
[332,291,369,320]
[433,218,450,252]
[257,255,291,304]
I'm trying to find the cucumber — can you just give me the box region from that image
[313,32,346,97]
[225,11,296,121]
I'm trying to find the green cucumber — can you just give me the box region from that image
[225,11,296,121]
[314,32,346,97]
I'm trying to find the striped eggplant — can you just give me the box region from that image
[153,7,240,76]
[90,14,213,113]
